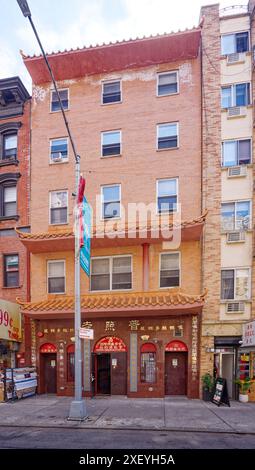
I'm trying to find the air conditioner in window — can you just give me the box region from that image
[51,152,63,163]
[226,52,245,64]
[226,231,245,243]
[227,106,246,118]
[227,166,247,177]
[226,301,245,313]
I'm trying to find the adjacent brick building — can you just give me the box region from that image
[18,30,205,398]
[0,77,31,368]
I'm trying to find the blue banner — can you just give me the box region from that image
[80,196,91,277]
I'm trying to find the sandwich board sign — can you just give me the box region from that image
[211,377,230,407]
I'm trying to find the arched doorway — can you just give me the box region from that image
[40,343,57,394]
[165,340,188,396]
[93,336,127,395]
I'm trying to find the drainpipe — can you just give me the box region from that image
[142,243,150,291]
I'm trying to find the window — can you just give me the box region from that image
[157,179,178,213]
[157,71,178,96]
[90,255,132,291]
[67,345,75,382]
[4,255,19,287]
[51,89,68,112]
[50,138,68,163]
[222,139,251,166]
[221,201,251,231]
[47,260,65,294]
[101,131,121,157]
[160,252,180,288]
[140,343,156,383]
[3,133,17,160]
[221,83,250,108]
[102,80,121,104]
[157,123,178,149]
[50,190,68,224]
[101,184,120,219]
[2,186,17,217]
[221,32,249,55]
[174,325,183,337]
[221,268,250,300]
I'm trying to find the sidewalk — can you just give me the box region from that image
[1,395,255,434]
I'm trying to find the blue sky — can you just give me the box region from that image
[0,0,248,92]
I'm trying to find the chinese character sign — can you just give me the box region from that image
[80,196,92,276]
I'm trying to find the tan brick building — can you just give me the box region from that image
[18,30,206,398]
[0,77,31,368]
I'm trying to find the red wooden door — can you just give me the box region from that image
[165,352,187,395]
[43,353,57,393]
[111,352,127,395]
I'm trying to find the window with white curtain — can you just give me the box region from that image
[47,260,65,294]
[90,256,132,291]
[50,190,68,224]
[160,252,180,288]
[157,71,178,96]
[221,268,250,300]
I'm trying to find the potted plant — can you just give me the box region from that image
[235,377,254,403]
[201,372,215,401]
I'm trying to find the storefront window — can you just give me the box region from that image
[67,345,75,382]
[140,343,156,383]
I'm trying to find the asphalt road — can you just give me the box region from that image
[0,426,255,449]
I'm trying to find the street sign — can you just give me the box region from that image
[79,328,94,340]
[80,196,91,276]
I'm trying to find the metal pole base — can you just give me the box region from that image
[68,400,87,421]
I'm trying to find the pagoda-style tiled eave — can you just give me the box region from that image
[17,289,206,319]
[16,212,207,253]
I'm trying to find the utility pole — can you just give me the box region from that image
[17,0,86,420]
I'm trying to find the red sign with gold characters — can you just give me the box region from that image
[40,343,57,353]
[94,336,127,352]
[165,340,188,352]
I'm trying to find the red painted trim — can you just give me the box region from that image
[141,342,156,353]
[142,243,149,291]
[67,344,75,353]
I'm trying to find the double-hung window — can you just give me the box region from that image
[157,123,178,149]
[160,252,180,288]
[50,138,68,163]
[101,184,120,219]
[4,254,19,287]
[3,133,17,160]
[102,80,121,104]
[157,178,178,214]
[51,89,69,112]
[50,190,68,224]
[90,255,132,291]
[221,201,251,231]
[221,268,250,300]
[157,71,178,96]
[47,260,65,294]
[222,139,251,166]
[221,32,249,55]
[221,83,250,108]
[2,186,17,217]
[101,131,121,157]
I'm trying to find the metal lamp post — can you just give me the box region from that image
[17,0,86,420]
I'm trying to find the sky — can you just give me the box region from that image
[0,0,249,92]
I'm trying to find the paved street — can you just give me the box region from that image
[0,426,255,449]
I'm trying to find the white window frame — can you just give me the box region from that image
[221,199,252,231]
[101,130,122,157]
[156,70,179,97]
[50,88,69,113]
[101,184,121,220]
[221,267,251,301]
[159,251,181,289]
[221,31,250,55]
[49,190,69,225]
[221,82,251,108]
[47,259,66,294]
[49,137,69,164]
[157,122,179,150]
[90,254,133,292]
[156,178,179,215]
[101,79,122,105]
[221,138,252,166]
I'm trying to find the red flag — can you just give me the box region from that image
[78,176,86,248]
[78,176,85,203]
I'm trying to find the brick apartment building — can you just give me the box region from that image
[0,77,30,368]
[200,2,255,400]
[17,29,205,398]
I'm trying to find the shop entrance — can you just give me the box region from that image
[165,341,188,396]
[40,343,57,394]
[94,336,127,395]
[214,348,235,399]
